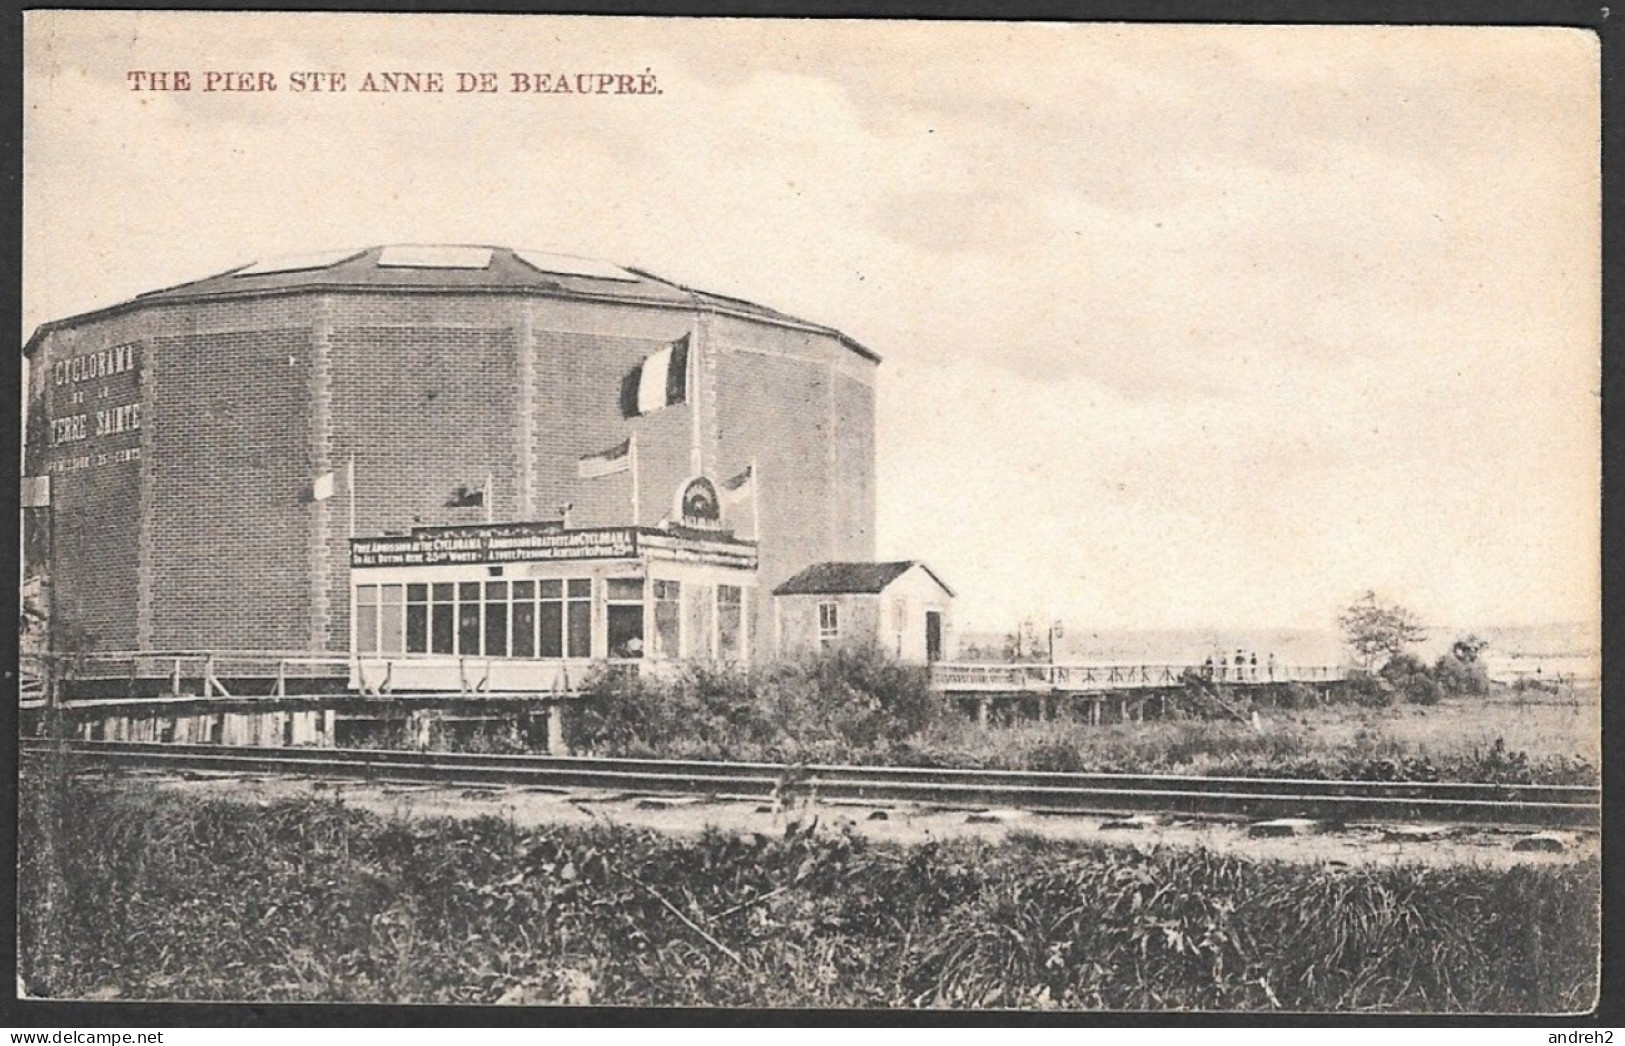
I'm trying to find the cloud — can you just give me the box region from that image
[22,13,1600,633]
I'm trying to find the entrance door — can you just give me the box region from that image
[925,611,943,662]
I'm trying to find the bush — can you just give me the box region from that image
[1344,670,1395,708]
[565,647,940,763]
[1433,653,1491,697]
[1382,653,1442,705]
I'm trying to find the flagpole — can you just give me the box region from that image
[346,455,356,539]
[750,457,761,543]
[630,432,641,526]
[689,320,703,476]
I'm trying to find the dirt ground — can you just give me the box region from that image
[140,770,1598,871]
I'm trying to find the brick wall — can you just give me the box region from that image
[713,327,877,660]
[146,329,314,649]
[325,320,520,649]
[28,286,879,663]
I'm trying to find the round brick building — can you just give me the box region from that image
[23,245,879,663]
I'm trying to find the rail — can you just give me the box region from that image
[20,739,1599,828]
[929,661,1346,692]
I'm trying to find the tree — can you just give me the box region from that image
[1337,591,1426,670]
[1450,634,1489,664]
[1435,633,1492,696]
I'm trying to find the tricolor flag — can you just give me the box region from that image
[20,476,50,509]
[578,438,632,478]
[620,334,690,417]
[719,464,754,505]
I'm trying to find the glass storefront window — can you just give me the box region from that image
[718,584,744,661]
[356,569,750,663]
[406,584,429,653]
[378,584,405,654]
[355,584,379,654]
[608,577,645,659]
[511,580,536,657]
[457,582,481,655]
[567,580,592,658]
[484,581,509,657]
[431,583,456,654]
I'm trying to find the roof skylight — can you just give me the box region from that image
[376,245,494,269]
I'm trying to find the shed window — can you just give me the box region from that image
[818,601,840,650]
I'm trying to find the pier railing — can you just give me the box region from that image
[929,661,1346,693]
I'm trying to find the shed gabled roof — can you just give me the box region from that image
[772,561,955,598]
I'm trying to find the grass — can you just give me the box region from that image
[18,776,1601,1011]
[887,691,1601,784]
[554,655,1599,785]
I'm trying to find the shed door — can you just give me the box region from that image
[925,611,943,662]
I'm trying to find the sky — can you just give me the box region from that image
[21,13,1602,636]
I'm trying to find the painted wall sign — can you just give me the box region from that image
[44,342,143,472]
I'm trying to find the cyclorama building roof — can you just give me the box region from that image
[24,243,879,363]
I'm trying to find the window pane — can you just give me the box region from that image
[458,582,481,602]
[539,601,563,658]
[357,584,379,604]
[609,604,645,658]
[718,598,743,660]
[539,579,562,598]
[356,603,379,653]
[431,604,455,654]
[379,602,404,653]
[567,578,591,598]
[406,604,429,653]
[512,580,535,600]
[607,577,644,600]
[381,584,405,605]
[688,584,713,660]
[567,600,591,658]
[486,581,508,601]
[654,586,680,659]
[432,583,454,601]
[407,583,428,602]
[458,603,481,655]
[484,602,508,656]
[512,601,536,657]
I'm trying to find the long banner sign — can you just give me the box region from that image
[351,525,638,567]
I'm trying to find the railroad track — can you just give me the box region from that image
[19,738,1601,827]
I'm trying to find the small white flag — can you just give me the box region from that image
[578,439,632,479]
[719,464,754,505]
[20,476,50,508]
[311,471,336,502]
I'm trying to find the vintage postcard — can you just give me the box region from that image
[17,11,1602,1015]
